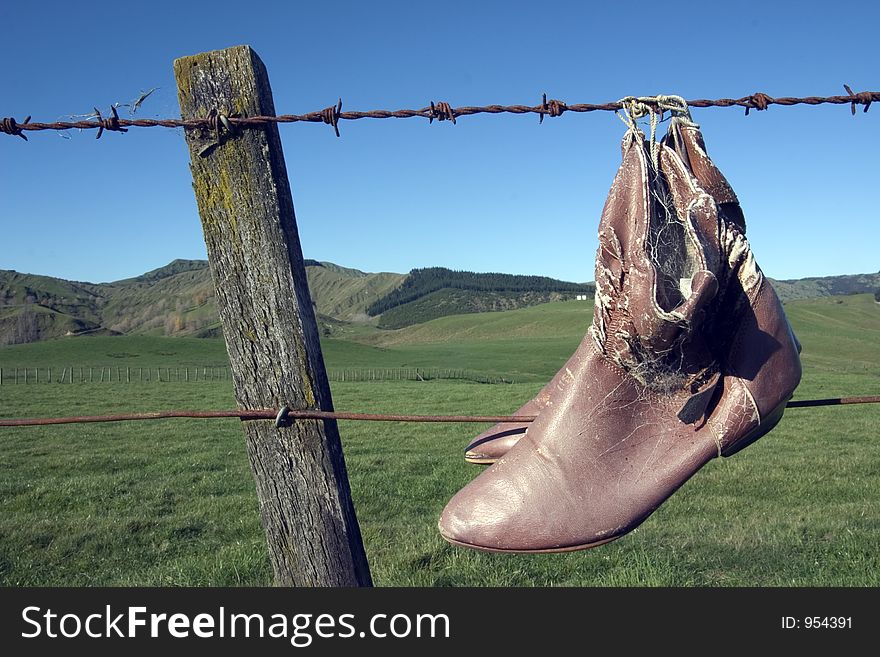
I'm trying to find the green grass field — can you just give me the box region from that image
[0,295,877,586]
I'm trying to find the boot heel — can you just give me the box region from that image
[720,397,790,458]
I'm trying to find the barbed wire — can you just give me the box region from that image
[0,395,877,428]
[2,86,876,141]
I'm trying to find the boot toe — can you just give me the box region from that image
[438,478,525,551]
[464,427,527,464]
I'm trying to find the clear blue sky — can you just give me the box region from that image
[2,0,877,284]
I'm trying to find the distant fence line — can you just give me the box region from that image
[327,368,513,385]
[0,366,230,384]
[0,366,513,385]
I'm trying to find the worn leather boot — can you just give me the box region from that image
[462,119,752,466]
[439,121,801,552]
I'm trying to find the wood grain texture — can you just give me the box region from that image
[174,45,372,586]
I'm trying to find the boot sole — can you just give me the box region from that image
[442,534,619,554]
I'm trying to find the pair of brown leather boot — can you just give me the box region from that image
[438,112,802,553]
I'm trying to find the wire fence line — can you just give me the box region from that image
[0,396,878,428]
[0,366,514,385]
[2,82,877,425]
[2,87,876,141]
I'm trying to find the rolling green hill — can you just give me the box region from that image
[304,262,405,322]
[0,303,113,344]
[0,261,591,344]
[0,260,404,345]
[0,270,107,325]
[2,258,878,346]
[0,271,110,343]
[768,272,880,303]
[7,294,872,386]
[781,293,880,374]
[363,298,593,346]
[376,288,578,329]
[367,266,592,328]
[112,259,210,285]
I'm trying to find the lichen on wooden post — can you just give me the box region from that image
[174,45,372,586]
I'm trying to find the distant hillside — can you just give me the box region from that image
[376,288,579,329]
[0,260,406,345]
[305,262,405,322]
[1,260,878,345]
[0,270,107,325]
[360,297,596,347]
[0,271,113,344]
[112,259,210,285]
[0,304,117,344]
[767,272,880,303]
[368,267,593,328]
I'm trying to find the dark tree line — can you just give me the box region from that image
[367,267,592,316]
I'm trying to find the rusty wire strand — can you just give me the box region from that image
[4,88,878,140]
[0,395,877,428]
[0,410,539,427]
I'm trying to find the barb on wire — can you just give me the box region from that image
[197,109,239,157]
[744,92,773,115]
[209,109,238,142]
[0,395,877,428]
[844,84,873,114]
[4,88,879,140]
[429,101,456,124]
[1,115,30,141]
[321,98,343,137]
[94,106,128,139]
[539,93,566,124]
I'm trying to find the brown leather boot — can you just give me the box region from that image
[462,119,753,466]
[439,120,801,552]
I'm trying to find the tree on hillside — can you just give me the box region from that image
[11,306,39,344]
[874,288,880,302]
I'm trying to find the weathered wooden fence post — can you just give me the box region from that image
[175,45,372,587]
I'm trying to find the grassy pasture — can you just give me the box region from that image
[0,295,877,586]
